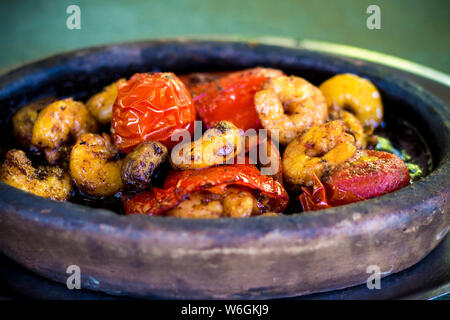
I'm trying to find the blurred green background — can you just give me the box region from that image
[0,0,449,73]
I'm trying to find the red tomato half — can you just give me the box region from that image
[189,67,284,131]
[111,72,196,153]
[299,150,410,211]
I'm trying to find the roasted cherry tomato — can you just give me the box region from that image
[189,67,284,131]
[111,72,196,153]
[123,163,289,215]
[299,150,410,211]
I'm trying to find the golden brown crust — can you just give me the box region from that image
[69,133,123,196]
[31,98,98,164]
[319,73,383,128]
[0,149,71,201]
[166,188,263,218]
[12,97,57,150]
[282,120,357,188]
[170,121,243,170]
[86,79,126,125]
[255,75,328,145]
[121,141,168,190]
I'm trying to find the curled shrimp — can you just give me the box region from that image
[69,133,123,196]
[335,110,367,149]
[0,149,72,201]
[86,79,126,125]
[170,121,243,170]
[31,98,98,163]
[166,188,261,218]
[222,188,262,218]
[282,120,357,188]
[244,134,282,182]
[254,75,328,145]
[319,73,383,128]
[11,97,57,150]
[166,191,224,218]
[121,141,168,190]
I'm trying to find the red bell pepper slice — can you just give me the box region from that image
[188,67,284,131]
[124,163,289,215]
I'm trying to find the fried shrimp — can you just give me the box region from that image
[31,98,98,163]
[0,149,71,201]
[254,75,328,145]
[222,188,260,218]
[339,110,367,149]
[170,121,243,170]
[86,79,126,124]
[69,133,123,196]
[245,134,282,182]
[121,141,168,190]
[282,120,357,188]
[12,97,57,150]
[166,192,223,218]
[319,73,383,128]
[166,188,260,218]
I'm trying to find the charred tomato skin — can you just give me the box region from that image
[299,150,410,211]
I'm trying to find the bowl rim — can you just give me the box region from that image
[0,38,449,240]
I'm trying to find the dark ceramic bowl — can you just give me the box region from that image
[0,40,448,299]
